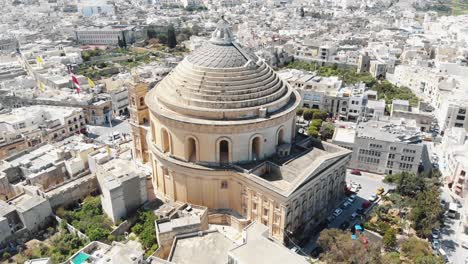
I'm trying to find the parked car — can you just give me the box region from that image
[432,230,440,240]
[432,240,440,250]
[351,170,361,175]
[351,212,359,219]
[341,202,350,209]
[361,201,371,209]
[347,197,355,204]
[357,208,365,214]
[462,241,468,250]
[333,209,343,217]
[377,187,385,195]
[368,194,378,202]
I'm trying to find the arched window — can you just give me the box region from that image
[139,97,145,107]
[251,137,261,160]
[151,124,156,143]
[186,137,197,162]
[219,140,229,164]
[277,128,285,146]
[161,128,170,153]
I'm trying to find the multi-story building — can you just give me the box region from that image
[369,60,387,79]
[133,20,352,243]
[440,127,468,198]
[0,34,19,53]
[0,105,85,159]
[333,118,428,175]
[437,93,468,133]
[74,25,147,46]
[391,100,433,132]
[109,88,129,116]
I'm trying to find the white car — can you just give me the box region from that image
[342,202,350,209]
[462,242,468,250]
[351,212,359,219]
[369,194,378,202]
[333,209,343,217]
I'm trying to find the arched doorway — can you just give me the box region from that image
[186,137,197,162]
[161,129,170,153]
[251,137,261,160]
[219,140,229,164]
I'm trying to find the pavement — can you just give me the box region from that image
[86,118,131,144]
[302,170,393,255]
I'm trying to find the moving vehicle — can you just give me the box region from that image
[333,209,343,217]
[448,202,458,219]
[351,170,361,176]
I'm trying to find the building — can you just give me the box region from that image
[135,19,352,243]
[437,93,468,133]
[356,53,370,73]
[333,118,428,175]
[128,81,150,163]
[96,157,148,223]
[390,100,433,132]
[66,240,144,264]
[369,60,387,79]
[74,26,147,46]
[439,127,468,198]
[0,34,19,53]
[0,105,85,159]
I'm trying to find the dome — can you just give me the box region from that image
[147,18,300,122]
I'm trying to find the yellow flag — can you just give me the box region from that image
[36,56,44,64]
[87,77,95,88]
[38,81,45,91]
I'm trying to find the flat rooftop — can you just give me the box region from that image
[229,223,308,264]
[356,119,422,143]
[333,127,356,144]
[170,231,236,264]
[240,137,351,196]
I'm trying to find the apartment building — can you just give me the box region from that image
[0,105,85,159]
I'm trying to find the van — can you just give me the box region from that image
[438,248,449,262]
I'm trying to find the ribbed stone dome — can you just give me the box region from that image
[148,18,299,121]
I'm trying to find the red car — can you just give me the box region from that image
[351,170,362,176]
[362,201,371,209]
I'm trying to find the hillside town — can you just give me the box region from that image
[1,0,468,263]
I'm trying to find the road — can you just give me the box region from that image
[439,187,468,264]
[302,170,393,255]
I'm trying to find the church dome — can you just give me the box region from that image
[146,18,299,122]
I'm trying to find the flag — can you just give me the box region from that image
[36,56,44,64]
[87,77,95,88]
[37,81,45,91]
[71,74,81,94]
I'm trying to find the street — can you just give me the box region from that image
[439,187,468,264]
[302,170,393,255]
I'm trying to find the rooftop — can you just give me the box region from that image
[229,222,308,264]
[169,231,236,264]
[356,118,422,143]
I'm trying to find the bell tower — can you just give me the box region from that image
[128,81,150,163]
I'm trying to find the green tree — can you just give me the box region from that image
[87,227,110,241]
[312,110,328,120]
[382,252,401,264]
[303,109,315,121]
[321,123,335,140]
[310,119,323,128]
[167,24,177,49]
[317,229,383,263]
[383,228,397,250]
[401,237,436,262]
[411,186,443,238]
[296,108,304,116]
[307,126,319,138]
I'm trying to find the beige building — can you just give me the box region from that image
[137,19,351,243]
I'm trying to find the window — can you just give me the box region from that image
[459,108,466,115]
[219,140,229,164]
[221,180,228,189]
[139,97,145,107]
[457,115,465,121]
[251,136,262,160]
[186,137,197,162]
[161,129,170,153]
[390,146,397,151]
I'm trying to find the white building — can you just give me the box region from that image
[440,127,468,198]
[74,26,146,46]
[333,118,429,175]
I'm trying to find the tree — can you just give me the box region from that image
[122,33,127,49]
[313,110,328,121]
[383,228,397,250]
[117,36,123,49]
[411,186,443,238]
[307,126,319,138]
[299,7,305,17]
[321,123,335,140]
[303,109,314,121]
[317,229,383,264]
[296,108,304,116]
[382,252,401,264]
[167,24,177,49]
[401,237,443,263]
[88,227,110,241]
[310,119,323,128]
